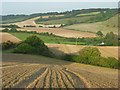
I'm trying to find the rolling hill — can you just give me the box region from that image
[63,14,118,35]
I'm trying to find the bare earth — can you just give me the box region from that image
[0,32,21,43]
[2,53,118,88]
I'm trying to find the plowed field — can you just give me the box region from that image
[2,53,118,88]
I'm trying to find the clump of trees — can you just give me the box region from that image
[104,32,118,46]
[0,24,20,28]
[23,25,36,27]
[2,41,17,50]
[63,47,119,69]
[2,35,54,57]
[13,35,53,57]
[96,31,103,37]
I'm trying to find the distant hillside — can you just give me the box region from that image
[35,8,118,25]
[1,8,117,24]
[64,14,118,35]
[1,12,63,24]
[102,14,118,28]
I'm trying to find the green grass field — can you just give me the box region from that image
[9,32,86,45]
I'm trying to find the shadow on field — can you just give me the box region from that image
[2,53,73,65]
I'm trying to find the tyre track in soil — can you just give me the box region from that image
[43,67,52,88]
[51,68,59,88]
[3,65,40,88]
[58,70,73,88]
[27,67,49,88]
[3,69,29,88]
[35,68,49,88]
[55,67,66,88]
[59,65,86,88]
[6,65,86,88]
[63,68,86,88]
[13,67,47,88]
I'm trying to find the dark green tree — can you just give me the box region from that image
[10,27,17,32]
[14,35,53,57]
[104,32,118,46]
[96,31,103,37]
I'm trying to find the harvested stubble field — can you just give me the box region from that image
[0,27,96,38]
[18,27,96,38]
[2,53,118,88]
[0,32,21,43]
[47,44,118,59]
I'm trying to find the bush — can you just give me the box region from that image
[2,41,16,50]
[104,32,118,46]
[97,57,118,68]
[79,47,101,62]
[14,35,53,57]
[24,35,45,47]
[2,28,9,32]
[63,47,118,69]
[96,31,103,37]
[14,43,35,54]
[10,28,17,32]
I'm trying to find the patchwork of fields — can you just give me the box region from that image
[64,14,118,35]
[64,22,118,35]
[0,32,118,59]
[1,10,119,89]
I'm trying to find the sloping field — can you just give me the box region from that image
[2,53,118,88]
[64,22,118,35]
[64,15,118,35]
[102,14,118,28]
[0,15,97,38]
[0,32,21,43]
[1,15,64,27]
[0,16,40,27]
[12,16,40,27]
[76,12,100,17]
[0,27,96,38]
[41,14,64,19]
[47,44,118,59]
[18,27,96,38]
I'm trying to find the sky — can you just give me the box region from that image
[1,2,118,15]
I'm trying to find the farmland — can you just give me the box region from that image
[7,32,88,45]
[64,14,118,35]
[1,8,119,89]
[0,32,118,59]
[76,11,100,17]
[2,53,118,88]
[47,44,118,59]
[35,15,94,25]
[0,32,21,43]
